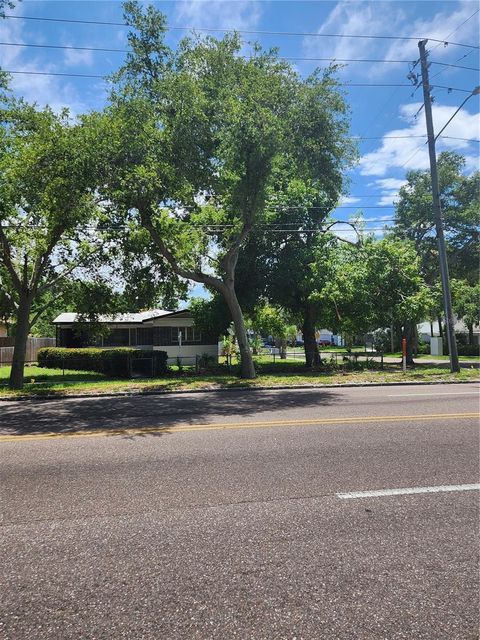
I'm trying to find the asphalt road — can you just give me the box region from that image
[1,383,479,639]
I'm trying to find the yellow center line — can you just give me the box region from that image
[0,412,478,443]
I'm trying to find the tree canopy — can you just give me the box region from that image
[0,98,103,387]
[98,0,355,378]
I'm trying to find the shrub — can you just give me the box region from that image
[458,344,480,357]
[417,342,429,354]
[198,352,216,371]
[37,347,168,378]
[443,342,479,357]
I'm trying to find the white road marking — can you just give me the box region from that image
[386,392,479,397]
[337,483,480,499]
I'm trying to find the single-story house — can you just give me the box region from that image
[53,309,219,363]
[418,319,480,345]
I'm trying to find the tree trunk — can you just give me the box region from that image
[223,284,256,379]
[280,338,287,359]
[430,321,434,338]
[390,322,395,354]
[413,324,419,356]
[302,303,321,367]
[403,321,415,366]
[468,323,474,345]
[437,315,443,339]
[9,294,32,390]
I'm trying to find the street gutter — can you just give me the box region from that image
[0,378,478,402]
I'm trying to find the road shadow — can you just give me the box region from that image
[0,388,339,436]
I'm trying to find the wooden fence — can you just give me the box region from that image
[0,337,56,366]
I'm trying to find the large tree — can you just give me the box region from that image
[451,279,480,345]
[394,152,479,340]
[314,237,434,363]
[103,1,354,378]
[0,99,102,388]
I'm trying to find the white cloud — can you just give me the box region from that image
[339,196,361,205]
[174,1,262,31]
[0,11,97,115]
[372,178,407,205]
[373,178,406,190]
[302,1,480,79]
[303,2,405,64]
[383,1,480,65]
[360,101,479,176]
[0,6,25,69]
[63,46,94,68]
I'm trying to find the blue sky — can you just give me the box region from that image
[1,0,478,297]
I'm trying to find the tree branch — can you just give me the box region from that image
[0,226,22,291]
[140,211,226,293]
[220,218,253,276]
[322,221,361,247]
[30,228,64,294]
[36,250,95,296]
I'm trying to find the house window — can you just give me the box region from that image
[137,328,153,345]
[103,328,130,347]
[171,327,182,343]
[171,327,202,343]
[187,327,202,342]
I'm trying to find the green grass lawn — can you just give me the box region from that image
[0,361,478,398]
[384,352,480,361]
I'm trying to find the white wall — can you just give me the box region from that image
[155,344,218,363]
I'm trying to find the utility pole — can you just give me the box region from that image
[418,39,460,373]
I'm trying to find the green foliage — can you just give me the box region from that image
[100,2,355,379]
[444,341,480,357]
[313,237,434,336]
[189,296,230,342]
[221,334,237,358]
[417,342,430,354]
[28,279,123,339]
[457,344,480,356]
[395,152,479,285]
[0,96,109,387]
[451,279,480,331]
[198,352,216,371]
[0,264,15,330]
[37,347,168,378]
[251,303,295,341]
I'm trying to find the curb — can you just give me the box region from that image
[0,378,478,402]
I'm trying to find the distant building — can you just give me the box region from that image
[418,320,480,345]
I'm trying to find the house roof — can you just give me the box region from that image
[418,320,480,335]
[53,309,191,324]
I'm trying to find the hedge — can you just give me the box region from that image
[443,343,480,357]
[37,347,169,378]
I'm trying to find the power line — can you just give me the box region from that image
[430,8,480,53]
[4,69,476,93]
[355,135,478,142]
[0,224,398,232]
[1,41,479,71]
[4,14,480,49]
[431,61,479,72]
[441,136,480,143]
[6,70,107,79]
[0,69,415,88]
[431,84,477,93]
[427,9,480,82]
